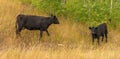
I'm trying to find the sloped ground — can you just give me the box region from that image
[0,0,120,59]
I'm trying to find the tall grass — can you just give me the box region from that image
[0,0,120,59]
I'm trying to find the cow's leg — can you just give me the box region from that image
[16,27,22,38]
[46,30,50,36]
[105,34,108,43]
[40,31,43,39]
[16,29,19,36]
[16,29,19,38]
[16,23,24,38]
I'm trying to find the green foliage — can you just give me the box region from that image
[20,0,120,27]
[29,0,63,15]
[21,0,31,4]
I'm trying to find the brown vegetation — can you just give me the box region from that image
[0,0,120,59]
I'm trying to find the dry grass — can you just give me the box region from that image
[0,0,120,59]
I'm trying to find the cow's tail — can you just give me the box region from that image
[16,15,19,29]
[15,14,20,29]
[15,20,17,29]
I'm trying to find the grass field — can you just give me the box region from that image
[0,0,120,59]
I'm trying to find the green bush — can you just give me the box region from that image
[20,0,120,27]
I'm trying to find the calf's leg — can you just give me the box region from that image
[102,35,104,41]
[105,34,108,42]
[97,37,100,45]
[92,35,94,45]
[92,38,94,45]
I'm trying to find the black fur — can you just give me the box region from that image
[89,23,108,45]
[16,14,59,39]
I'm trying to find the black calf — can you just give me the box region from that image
[89,23,108,45]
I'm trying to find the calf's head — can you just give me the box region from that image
[89,27,98,35]
[50,15,59,24]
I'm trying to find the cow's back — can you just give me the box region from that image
[23,15,51,30]
[25,15,47,25]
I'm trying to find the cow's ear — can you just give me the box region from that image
[89,27,91,29]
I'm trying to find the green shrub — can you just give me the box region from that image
[20,0,120,27]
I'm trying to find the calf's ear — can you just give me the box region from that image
[89,27,91,29]
[50,14,54,17]
[109,18,111,22]
[95,27,98,29]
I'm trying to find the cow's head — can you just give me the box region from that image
[89,27,97,35]
[50,14,60,24]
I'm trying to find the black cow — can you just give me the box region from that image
[16,14,59,39]
[89,23,108,45]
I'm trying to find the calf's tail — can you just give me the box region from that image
[105,23,108,34]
